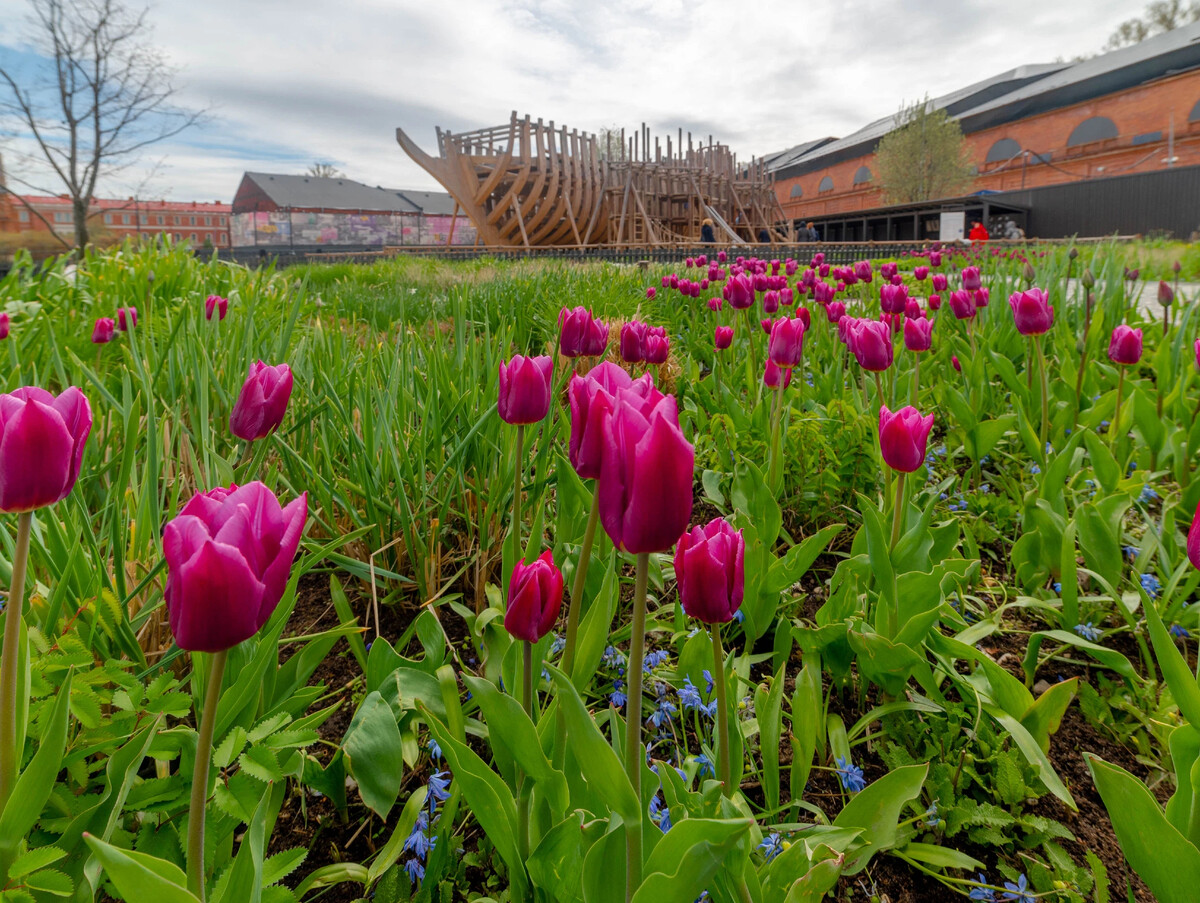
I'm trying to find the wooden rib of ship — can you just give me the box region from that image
[396,111,789,248]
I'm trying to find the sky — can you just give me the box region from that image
[0,0,1145,203]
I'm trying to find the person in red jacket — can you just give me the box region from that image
[968,221,990,242]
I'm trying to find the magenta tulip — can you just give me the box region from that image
[813,281,835,305]
[880,283,908,314]
[597,390,694,554]
[497,355,552,425]
[568,362,651,480]
[725,274,754,309]
[929,293,942,311]
[952,355,962,372]
[768,317,805,368]
[1108,326,1143,365]
[559,306,609,358]
[0,314,8,340]
[674,518,744,624]
[1195,338,1200,370]
[880,262,898,281]
[763,359,793,389]
[1009,288,1054,335]
[0,387,92,513]
[762,290,780,314]
[961,267,981,291]
[854,261,874,283]
[646,287,657,299]
[904,299,924,320]
[929,251,942,267]
[914,266,929,281]
[904,317,933,352]
[163,482,307,652]
[849,319,893,372]
[949,290,976,320]
[879,405,934,473]
[205,295,228,321]
[1159,280,1174,307]
[621,322,646,363]
[92,317,115,344]
[644,332,670,365]
[505,550,564,642]
[1189,499,1200,570]
[715,326,734,350]
[974,288,990,308]
[117,307,137,331]
[932,273,948,292]
[230,361,295,440]
[825,301,846,323]
[708,297,723,312]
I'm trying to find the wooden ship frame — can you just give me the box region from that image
[396,111,789,248]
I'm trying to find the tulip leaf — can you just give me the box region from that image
[765,524,843,595]
[1022,630,1138,686]
[1075,501,1123,597]
[83,835,199,903]
[630,817,752,903]
[1087,754,1200,903]
[572,555,618,691]
[342,690,403,817]
[1145,598,1200,729]
[367,787,428,886]
[527,812,588,903]
[1021,677,1078,753]
[1083,429,1120,494]
[754,662,786,811]
[581,823,625,903]
[832,762,927,874]
[783,848,845,903]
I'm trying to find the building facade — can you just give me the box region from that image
[230,172,476,249]
[10,195,232,246]
[770,24,1200,236]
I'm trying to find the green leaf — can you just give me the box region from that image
[985,706,1075,809]
[1022,630,1138,686]
[1021,678,1078,753]
[238,746,283,784]
[9,847,66,878]
[367,787,427,886]
[630,818,752,903]
[899,842,984,871]
[765,525,843,595]
[1087,754,1200,903]
[581,825,625,903]
[1076,502,1123,596]
[526,813,587,903]
[755,664,786,811]
[342,691,404,817]
[783,847,845,903]
[832,763,927,874]
[23,869,72,897]
[572,559,617,691]
[1083,430,1120,494]
[1146,599,1200,729]
[262,848,307,886]
[82,835,199,903]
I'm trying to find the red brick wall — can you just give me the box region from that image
[777,67,1200,218]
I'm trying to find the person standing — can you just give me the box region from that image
[969,220,990,242]
[701,218,716,243]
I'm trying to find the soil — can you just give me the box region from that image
[269,559,1160,903]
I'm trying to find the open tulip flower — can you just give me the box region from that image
[559,306,608,358]
[1009,288,1054,335]
[0,387,92,513]
[568,363,659,480]
[767,316,805,368]
[675,519,744,625]
[230,361,295,441]
[1108,325,1143,365]
[904,317,933,353]
[849,319,893,372]
[724,273,754,310]
[504,550,564,643]
[205,294,229,321]
[163,482,308,652]
[92,317,115,344]
[878,404,934,474]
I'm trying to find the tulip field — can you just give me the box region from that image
[1,238,1200,903]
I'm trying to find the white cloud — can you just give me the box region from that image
[0,0,1139,201]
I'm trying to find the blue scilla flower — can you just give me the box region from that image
[403,811,432,858]
[1139,484,1159,504]
[757,833,783,862]
[1140,573,1162,599]
[1053,582,1062,593]
[1075,622,1102,642]
[549,633,566,656]
[1002,873,1034,903]
[647,697,677,730]
[426,771,451,812]
[733,609,745,624]
[643,649,670,672]
[611,677,627,709]
[694,753,715,778]
[602,645,625,670]
[703,669,714,695]
[1171,624,1191,638]
[1127,460,1138,475]
[1099,420,1110,432]
[1029,464,1041,475]
[678,677,704,711]
[835,755,866,793]
[969,874,996,902]
[1045,441,1053,455]
[923,802,941,829]
[703,700,719,719]
[936,445,947,457]
[403,858,426,884]
[427,737,442,761]
[980,483,990,494]
[649,794,672,832]
[1123,545,1138,561]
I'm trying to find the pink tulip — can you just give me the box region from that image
[928,294,942,311]
[1108,326,1143,365]
[929,251,942,267]
[904,317,933,352]
[92,318,115,344]
[647,287,657,299]
[825,301,846,323]
[163,482,307,652]
[974,288,990,308]
[708,297,723,312]
[949,290,976,320]
[904,299,924,320]
[568,362,657,479]
[1159,280,1174,307]
[1194,337,1200,370]
[559,306,609,357]
[497,355,552,424]
[952,355,962,372]
[762,290,780,314]
[854,261,874,283]
[914,266,929,281]
[879,405,934,473]
[768,317,805,368]
[205,295,228,321]
[725,274,755,310]
[715,326,734,349]
[813,281,835,305]
[0,387,92,513]
[644,332,670,365]
[932,274,948,292]
[0,314,8,340]
[117,307,137,331]
[505,550,564,642]
[961,267,982,291]
[597,390,694,554]
[621,322,647,363]
[849,319,893,372]
[1189,499,1200,570]
[231,362,294,440]
[763,359,793,389]
[880,283,908,314]
[1009,288,1054,335]
[675,518,744,624]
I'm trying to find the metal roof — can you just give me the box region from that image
[772,23,1200,180]
[236,172,456,214]
[761,137,838,173]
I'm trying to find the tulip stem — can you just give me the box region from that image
[889,471,906,553]
[554,489,600,769]
[0,512,32,813]
[873,372,885,410]
[710,622,732,797]
[1111,367,1126,454]
[1026,337,1035,391]
[624,552,649,902]
[768,380,785,494]
[512,425,525,566]
[1036,338,1050,463]
[187,648,227,902]
[518,640,533,862]
[911,355,920,406]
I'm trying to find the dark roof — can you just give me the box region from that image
[233,172,457,215]
[771,22,1200,180]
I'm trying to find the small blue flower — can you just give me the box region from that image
[969,873,996,902]
[649,794,672,832]
[1053,582,1062,593]
[935,445,947,457]
[733,609,745,624]
[403,812,432,858]
[1075,622,1102,642]
[643,649,670,672]
[426,771,451,811]
[694,753,715,778]
[703,669,714,695]
[1045,441,1053,455]
[611,688,627,708]
[1001,873,1034,903]
[647,698,677,730]
[678,677,704,711]
[757,832,783,862]
[602,646,626,670]
[1123,545,1139,561]
[980,483,990,494]
[835,755,866,793]
[549,633,566,656]
[1140,573,1162,599]
[1029,464,1041,475]
[1171,624,1191,638]
[427,737,443,761]
[403,857,426,884]
[923,802,941,829]
[1139,484,1159,504]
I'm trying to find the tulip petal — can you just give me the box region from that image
[0,397,73,512]
[167,539,265,652]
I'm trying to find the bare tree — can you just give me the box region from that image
[306,162,344,179]
[0,0,203,250]
[875,99,974,204]
[1105,0,1200,49]
[597,126,626,162]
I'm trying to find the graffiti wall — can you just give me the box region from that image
[231,211,477,248]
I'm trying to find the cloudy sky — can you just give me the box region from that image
[0,0,1143,202]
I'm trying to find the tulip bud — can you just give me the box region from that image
[949,290,976,320]
[849,319,893,372]
[163,482,307,651]
[1022,262,1036,284]
[675,518,744,624]
[92,317,115,344]
[825,301,846,323]
[568,362,650,479]
[231,361,295,440]
[505,550,564,642]
[1195,337,1200,371]
[961,267,981,291]
[1008,288,1054,335]
[715,325,734,350]
[904,316,933,352]
[0,387,92,513]
[597,390,694,554]
[952,355,962,372]
[1189,499,1200,571]
[1068,247,1079,261]
[1158,280,1174,307]
[1107,326,1143,366]
[559,306,609,357]
[1081,268,1095,289]
[767,317,805,368]
[205,294,229,321]
[497,355,552,425]
[117,307,137,331]
[928,293,942,311]
[878,405,934,473]
[718,251,727,263]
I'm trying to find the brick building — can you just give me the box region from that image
[769,23,1200,237]
[9,195,231,246]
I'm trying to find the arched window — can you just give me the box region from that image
[852,166,872,185]
[985,137,1021,163]
[818,176,834,193]
[789,183,804,198]
[1067,116,1118,147]
[1189,98,1200,123]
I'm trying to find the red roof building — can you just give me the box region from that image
[11,195,232,247]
